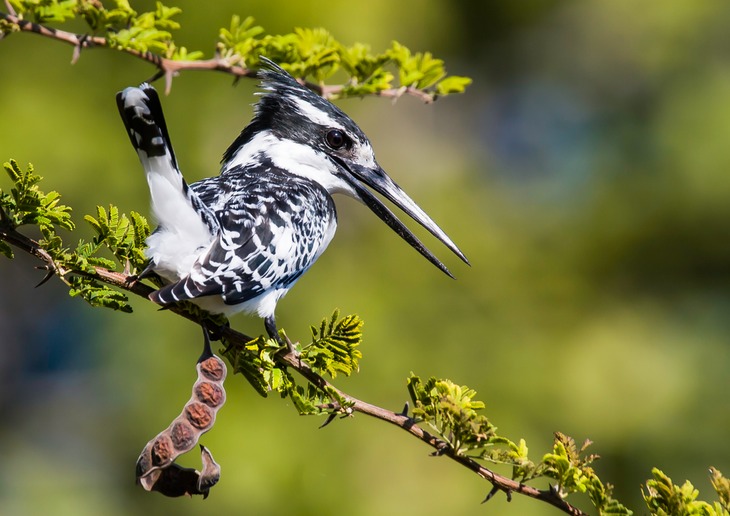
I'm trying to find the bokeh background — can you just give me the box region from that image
[1,1,729,514]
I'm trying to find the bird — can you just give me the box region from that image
[116,57,469,350]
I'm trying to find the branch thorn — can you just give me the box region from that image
[71,34,89,65]
[4,0,17,17]
[319,412,337,429]
[398,401,409,417]
[164,69,175,95]
[481,485,500,504]
[34,264,56,287]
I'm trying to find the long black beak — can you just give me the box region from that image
[337,159,469,278]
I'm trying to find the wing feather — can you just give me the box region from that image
[150,166,337,311]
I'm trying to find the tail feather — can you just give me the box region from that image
[116,84,197,231]
[116,83,179,169]
[150,275,221,305]
[117,84,219,278]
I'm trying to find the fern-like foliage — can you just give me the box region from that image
[407,374,633,515]
[711,468,730,514]
[1,1,471,100]
[84,205,150,273]
[0,159,73,236]
[541,432,600,497]
[301,309,362,378]
[0,159,152,312]
[221,332,287,398]
[407,374,497,455]
[220,16,471,99]
[221,309,362,417]
[66,275,133,312]
[643,468,730,516]
[541,432,631,515]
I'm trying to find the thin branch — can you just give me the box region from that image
[0,11,435,102]
[0,226,587,516]
[275,344,585,515]
[0,218,65,277]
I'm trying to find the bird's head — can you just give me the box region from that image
[222,57,469,276]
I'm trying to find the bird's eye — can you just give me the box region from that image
[325,129,347,150]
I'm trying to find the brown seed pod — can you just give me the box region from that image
[136,351,226,497]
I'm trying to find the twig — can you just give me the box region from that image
[0,11,435,102]
[0,226,587,515]
[273,346,586,515]
[0,219,65,277]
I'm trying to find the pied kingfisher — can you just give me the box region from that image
[116,58,468,347]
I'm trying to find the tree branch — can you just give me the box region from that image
[0,224,587,516]
[0,10,436,102]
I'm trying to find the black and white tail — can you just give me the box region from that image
[116,84,219,302]
[116,84,216,236]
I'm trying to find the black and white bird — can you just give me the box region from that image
[116,58,468,347]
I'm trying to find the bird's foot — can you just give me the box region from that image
[127,261,164,287]
[265,316,298,358]
[273,332,298,359]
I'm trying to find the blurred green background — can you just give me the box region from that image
[1,1,729,515]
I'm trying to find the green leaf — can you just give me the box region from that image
[644,469,700,515]
[68,276,132,312]
[77,0,136,33]
[83,204,150,274]
[407,373,497,454]
[389,41,444,88]
[1,160,74,233]
[435,75,473,96]
[0,240,13,259]
[301,309,363,378]
[5,2,470,99]
[542,433,593,495]
[170,45,204,61]
[31,0,77,24]
[220,312,362,419]
[288,383,322,415]
[339,43,391,83]
[710,467,730,513]
[540,433,631,514]
[217,14,265,65]
[221,333,286,397]
[339,68,394,98]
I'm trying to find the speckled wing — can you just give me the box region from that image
[150,166,337,309]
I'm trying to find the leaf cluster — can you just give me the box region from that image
[8,0,77,24]
[84,205,149,273]
[405,373,728,515]
[642,468,730,516]
[221,309,362,417]
[7,0,203,59]
[301,309,362,378]
[542,432,630,515]
[407,374,497,455]
[0,159,151,312]
[2,2,470,100]
[0,159,73,245]
[219,15,472,99]
[406,373,633,515]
